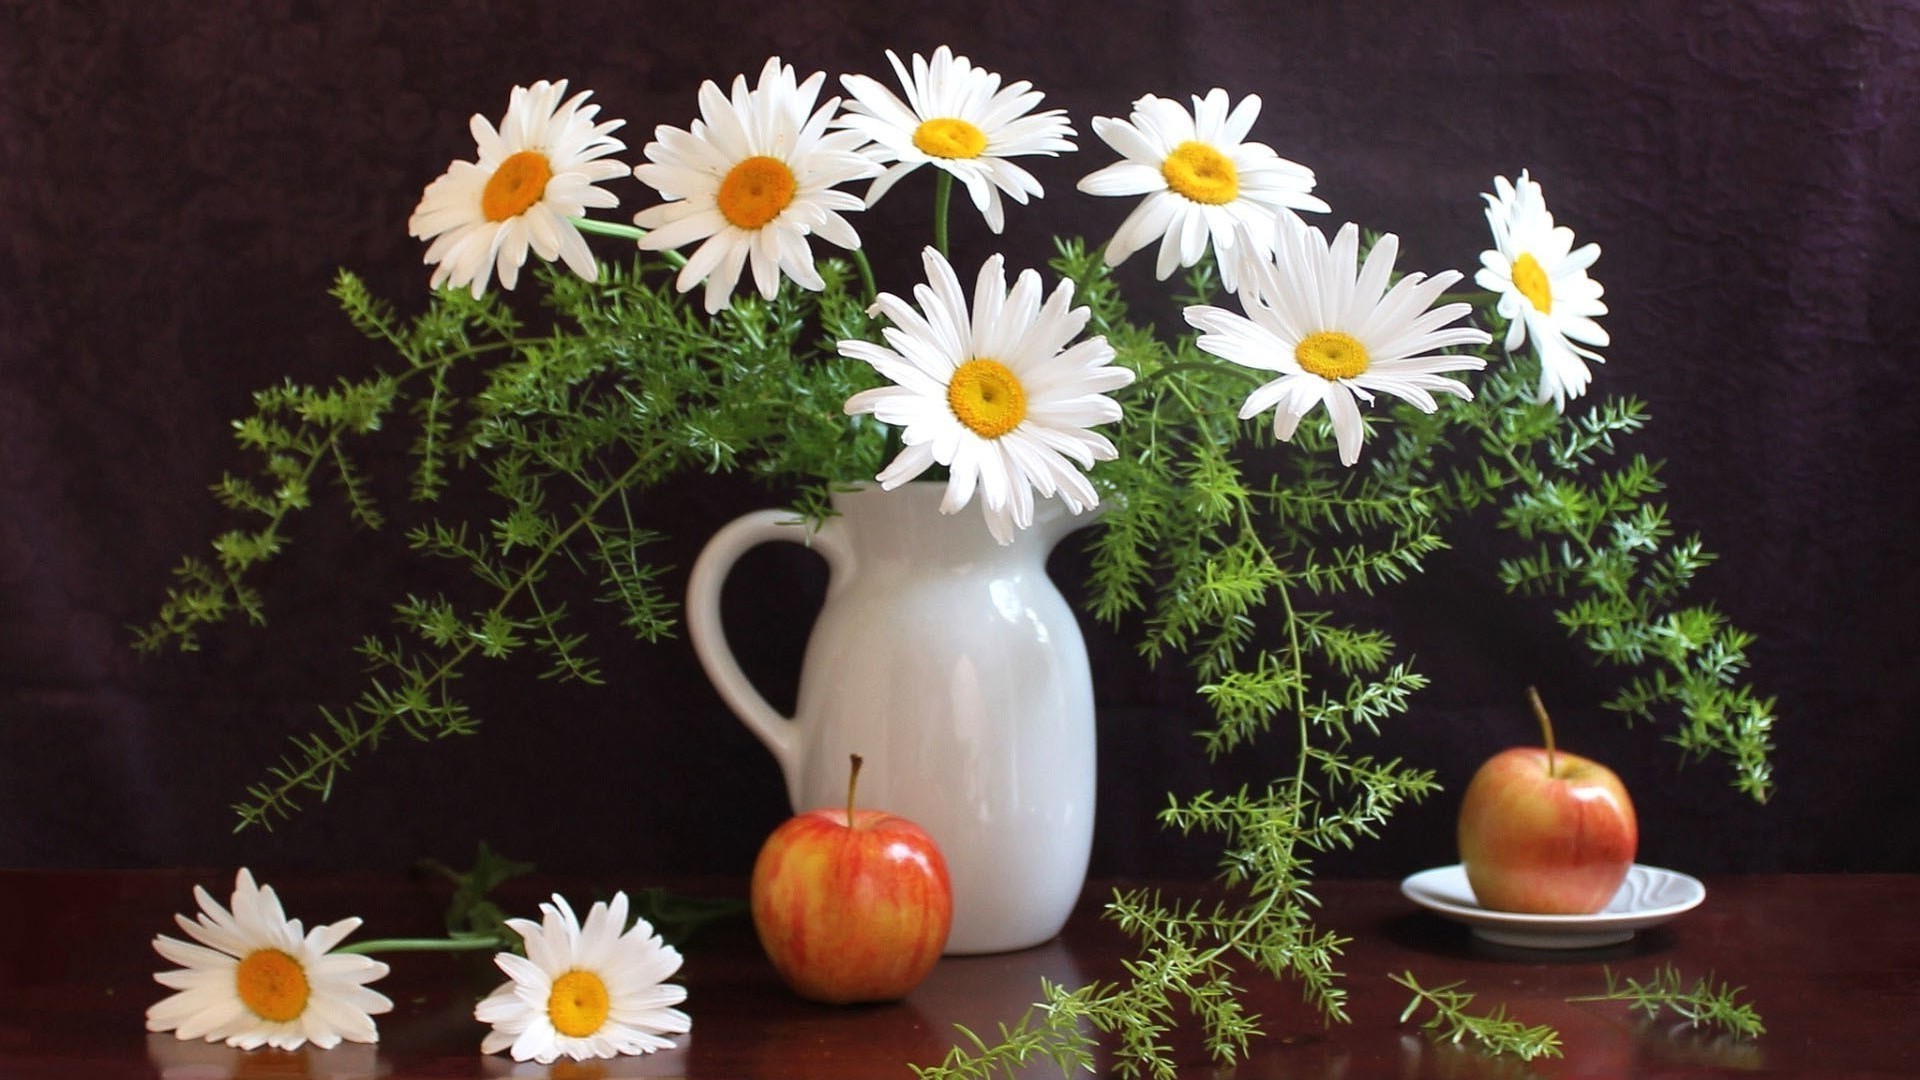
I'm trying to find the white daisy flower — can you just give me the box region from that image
[632,57,881,314]
[408,80,629,298]
[1077,88,1328,291]
[145,868,393,1051]
[1475,169,1610,411]
[842,246,1135,544]
[474,891,690,1064]
[1186,221,1492,467]
[835,46,1075,233]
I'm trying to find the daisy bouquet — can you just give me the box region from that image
[140,47,1777,1072]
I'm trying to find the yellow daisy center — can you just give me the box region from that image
[1295,330,1370,381]
[548,969,612,1039]
[1162,141,1239,205]
[717,155,798,229]
[234,948,309,1023]
[947,358,1028,439]
[482,150,554,223]
[1511,252,1553,314]
[913,117,988,159]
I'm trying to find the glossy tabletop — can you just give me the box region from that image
[1,869,1914,1078]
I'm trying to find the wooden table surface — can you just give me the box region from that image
[1,869,1914,1078]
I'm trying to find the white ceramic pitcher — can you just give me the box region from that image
[685,481,1097,954]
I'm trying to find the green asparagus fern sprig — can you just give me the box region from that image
[1568,963,1766,1037]
[1391,971,1566,1061]
[1392,963,1764,1064]
[135,256,885,826]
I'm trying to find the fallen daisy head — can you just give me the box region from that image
[475,890,691,1064]
[145,868,393,1051]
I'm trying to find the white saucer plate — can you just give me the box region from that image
[1399,864,1706,949]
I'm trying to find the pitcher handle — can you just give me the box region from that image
[685,508,848,784]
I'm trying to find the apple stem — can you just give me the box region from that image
[846,753,864,827]
[1526,686,1557,776]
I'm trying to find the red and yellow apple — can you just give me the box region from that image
[750,754,953,1004]
[1457,689,1638,914]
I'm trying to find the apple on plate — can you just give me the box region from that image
[750,753,953,1004]
[1457,688,1639,915]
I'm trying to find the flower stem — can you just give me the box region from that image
[852,248,878,307]
[571,216,688,269]
[338,933,504,956]
[571,217,646,242]
[932,171,953,258]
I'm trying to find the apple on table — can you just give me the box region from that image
[750,753,954,1004]
[1456,688,1639,915]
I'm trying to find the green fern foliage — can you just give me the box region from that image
[1389,340,1776,801]
[1392,971,1566,1061]
[135,255,886,826]
[138,229,1777,1074]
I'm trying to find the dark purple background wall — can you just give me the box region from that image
[4,2,1917,881]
